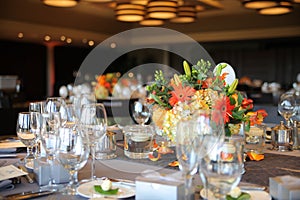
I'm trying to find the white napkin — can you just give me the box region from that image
[279,175,300,190]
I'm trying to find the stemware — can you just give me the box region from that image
[80,103,107,182]
[199,137,243,200]
[29,101,44,157]
[39,112,63,191]
[16,112,41,166]
[132,101,150,125]
[176,118,199,200]
[56,124,90,195]
[44,97,67,125]
[74,93,96,119]
[278,92,297,127]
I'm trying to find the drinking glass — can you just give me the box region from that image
[80,103,107,181]
[74,93,96,119]
[132,101,150,125]
[39,112,63,191]
[16,112,41,166]
[44,97,67,125]
[199,137,243,200]
[176,118,199,200]
[56,125,90,195]
[29,101,44,157]
[278,92,297,127]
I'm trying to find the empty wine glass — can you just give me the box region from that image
[56,124,90,195]
[80,103,107,182]
[132,101,150,125]
[278,92,297,127]
[176,118,199,200]
[199,137,243,200]
[16,112,41,166]
[44,97,67,125]
[39,112,63,191]
[74,93,96,119]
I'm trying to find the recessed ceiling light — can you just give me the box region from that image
[66,38,72,43]
[60,35,66,41]
[88,40,94,46]
[44,35,51,41]
[17,32,24,39]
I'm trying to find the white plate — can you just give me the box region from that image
[77,180,135,199]
[200,189,271,200]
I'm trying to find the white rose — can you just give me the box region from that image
[101,179,112,191]
[229,187,242,198]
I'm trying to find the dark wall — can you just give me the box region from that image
[202,37,300,90]
[0,40,47,101]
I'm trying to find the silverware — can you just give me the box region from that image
[18,165,34,184]
[4,190,54,200]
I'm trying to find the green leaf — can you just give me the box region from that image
[226,192,251,200]
[94,185,119,195]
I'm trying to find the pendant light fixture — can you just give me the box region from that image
[147,0,178,19]
[115,2,145,22]
[170,5,197,23]
[42,0,78,7]
[258,0,293,14]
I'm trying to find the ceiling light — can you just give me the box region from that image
[115,3,145,22]
[42,0,78,7]
[242,0,278,9]
[170,5,197,23]
[44,35,51,41]
[139,18,164,26]
[147,0,178,19]
[258,1,293,14]
[84,0,113,2]
[17,32,24,39]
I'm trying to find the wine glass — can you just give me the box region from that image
[132,101,150,125]
[44,97,67,125]
[278,92,297,127]
[74,93,96,119]
[199,137,243,200]
[16,112,41,166]
[80,103,107,182]
[39,112,63,191]
[56,124,90,195]
[176,118,199,200]
[29,101,44,157]
[60,104,78,128]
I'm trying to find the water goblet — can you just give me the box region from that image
[29,101,44,157]
[74,93,96,119]
[80,103,107,182]
[278,92,297,127]
[39,112,63,191]
[56,125,90,195]
[176,118,199,200]
[132,101,150,125]
[16,112,41,166]
[44,97,67,125]
[199,137,244,200]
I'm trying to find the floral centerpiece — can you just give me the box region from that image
[92,73,120,99]
[146,59,267,142]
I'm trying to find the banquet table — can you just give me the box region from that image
[0,142,300,200]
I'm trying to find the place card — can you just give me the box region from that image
[0,165,27,181]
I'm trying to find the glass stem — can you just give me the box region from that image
[68,170,78,194]
[184,173,193,200]
[91,145,96,180]
[47,155,54,186]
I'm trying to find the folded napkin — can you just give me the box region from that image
[0,180,14,192]
[0,148,16,153]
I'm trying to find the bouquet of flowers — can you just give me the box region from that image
[92,73,119,99]
[146,59,267,141]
